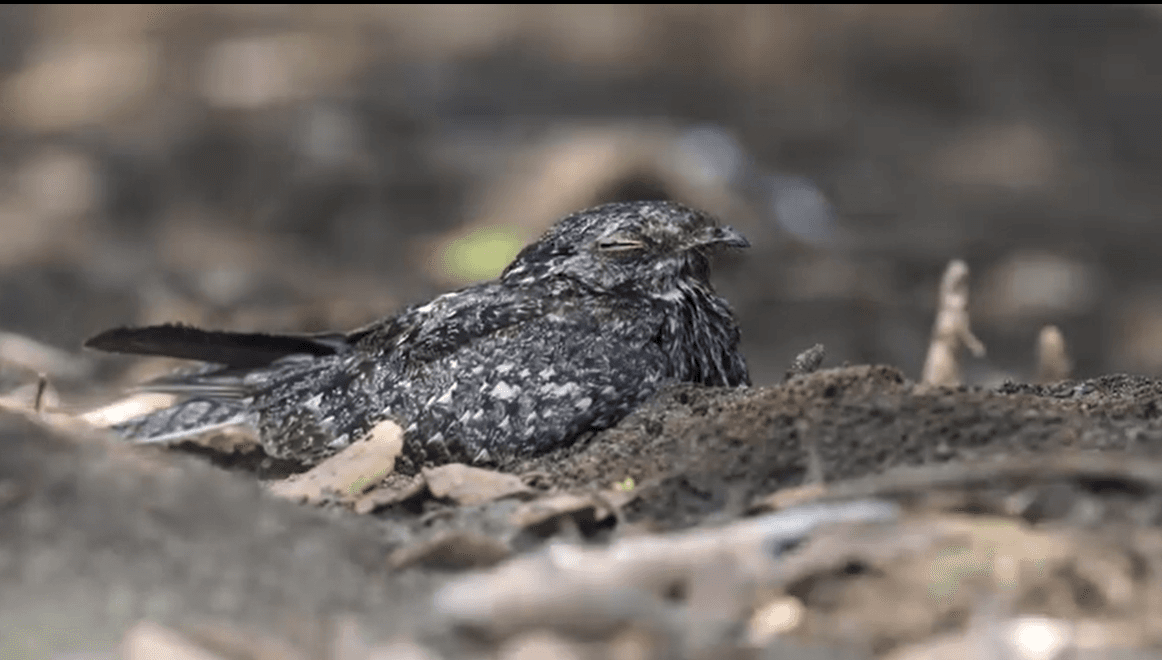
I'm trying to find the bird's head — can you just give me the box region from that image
[501,201,749,298]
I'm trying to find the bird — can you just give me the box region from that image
[85,201,751,473]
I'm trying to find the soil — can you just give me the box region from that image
[8,364,1162,658]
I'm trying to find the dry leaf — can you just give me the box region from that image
[122,621,226,660]
[268,419,403,504]
[354,474,428,514]
[188,620,308,660]
[422,463,533,506]
[749,483,829,514]
[509,491,630,531]
[389,530,511,570]
[80,392,180,427]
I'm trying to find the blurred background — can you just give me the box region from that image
[0,4,1159,394]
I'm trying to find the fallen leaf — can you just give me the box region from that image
[188,620,308,660]
[354,474,428,514]
[80,392,180,427]
[122,621,225,660]
[509,490,633,534]
[422,463,533,506]
[268,419,403,504]
[749,483,829,514]
[389,529,511,570]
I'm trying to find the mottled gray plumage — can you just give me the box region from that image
[87,201,750,472]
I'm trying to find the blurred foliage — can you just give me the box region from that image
[441,226,525,283]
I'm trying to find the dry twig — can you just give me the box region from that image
[921,259,985,386]
[1035,325,1072,383]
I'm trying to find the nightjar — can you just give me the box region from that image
[86,201,750,472]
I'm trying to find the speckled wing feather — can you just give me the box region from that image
[101,284,553,457]
[394,305,671,470]
[350,284,546,361]
[240,292,670,469]
[112,397,256,445]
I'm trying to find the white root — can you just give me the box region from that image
[921,259,985,386]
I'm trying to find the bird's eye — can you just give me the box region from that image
[596,236,646,252]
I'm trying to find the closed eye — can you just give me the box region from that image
[596,237,646,252]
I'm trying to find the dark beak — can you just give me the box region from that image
[693,225,750,249]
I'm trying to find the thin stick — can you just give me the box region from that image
[1035,325,1072,383]
[921,259,985,386]
[34,374,48,414]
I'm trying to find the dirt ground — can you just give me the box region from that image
[8,365,1162,658]
[7,5,1162,659]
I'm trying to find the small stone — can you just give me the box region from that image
[747,597,805,646]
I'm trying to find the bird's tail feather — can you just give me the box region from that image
[84,323,344,368]
[112,397,257,445]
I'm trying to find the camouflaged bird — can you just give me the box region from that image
[86,201,750,473]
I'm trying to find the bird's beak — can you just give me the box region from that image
[693,225,750,249]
